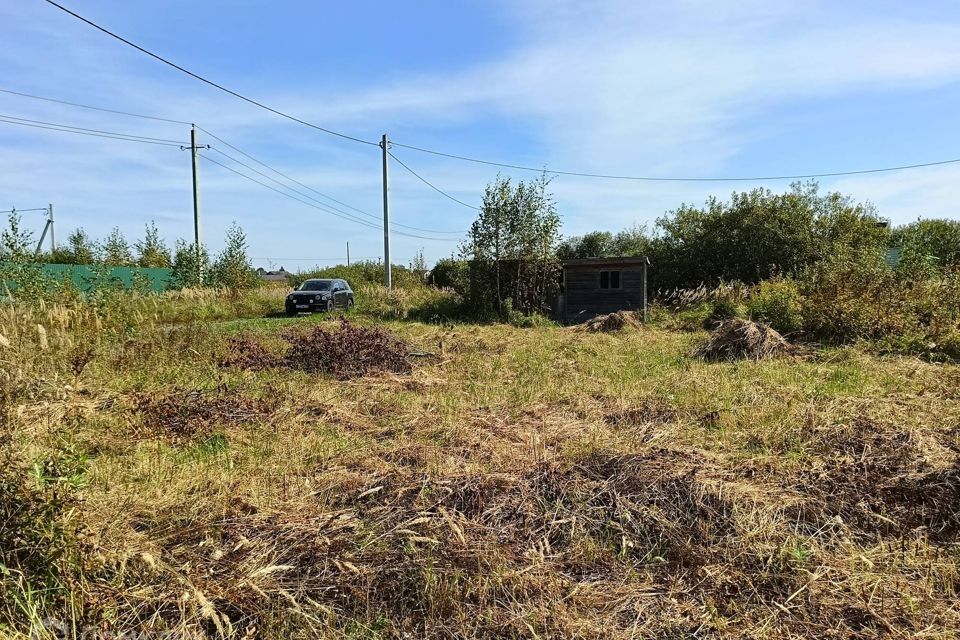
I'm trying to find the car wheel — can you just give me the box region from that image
[286,310,296,317]
[346,298,354,310]
[326,299,334,312]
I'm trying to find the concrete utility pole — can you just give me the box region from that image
[47,204,55,252]
[380,133,392,290]
[190,125,202,250]
[346,241,351,267]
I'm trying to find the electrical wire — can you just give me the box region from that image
[0,208,48,214]
[388,150,480,211]
[198,128,463,234]
[201,153,384,230]
[0,86,456,234]
[390,142,960,182]
[196,126,373,217]
[0,113,185,144]
[0,114,185,147]
[0,87,191,125]
[251,256,380,262]
[199,153,457,241]
[206,146,380,227]
[43,0,377,147]
[32,3,960,183]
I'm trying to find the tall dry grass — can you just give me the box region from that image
[2,289,959,638]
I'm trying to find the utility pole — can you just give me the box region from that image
[190,125,202,250]
[47,204,55,252]
[184,125,210,284]
[346,241,351,267]
[380,133,392,289]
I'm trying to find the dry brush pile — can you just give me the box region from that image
[2,298,959,639]
[220,318,412,380]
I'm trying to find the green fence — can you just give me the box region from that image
[1,263,174,294]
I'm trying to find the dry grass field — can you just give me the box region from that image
[2,296,959,638]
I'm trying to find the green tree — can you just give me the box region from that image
[171,240,210,288]
[462,174,561,317]
[135,221,172,268]
[101,227,134,266]
[0,211,33,263]
[610,224,652,256]
[208,223,259,290]
[409,248,427,272]
[649,181,886,290]
[429,256,469,292]
[556,226,651,261]
[556,231,614,260]
[61,229,98,265]
[893,219,960,274]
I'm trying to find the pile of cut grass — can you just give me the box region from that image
[580,310,644,333]
[694,317,789,361]
[2,295,959,638]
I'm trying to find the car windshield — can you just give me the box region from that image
[298,280,332,291]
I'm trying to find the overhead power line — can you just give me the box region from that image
[388,151,479,211]
[198,126,462,234]
[0,87,191,125]
[200,153,385,231]
[43,0,377,147]
[206,146,378,226]
[0,113,186,146]
[389,143,960,183]
[35,4,960,183]
[0,87,435,233]
[252,256,380,262]
[199,153,456,242]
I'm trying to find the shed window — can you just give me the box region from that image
[599,270,621,289]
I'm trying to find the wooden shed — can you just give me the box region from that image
[559,257,649,324]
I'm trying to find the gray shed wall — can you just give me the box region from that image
[561,264,647,323]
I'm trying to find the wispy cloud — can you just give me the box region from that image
[1,1,959,266]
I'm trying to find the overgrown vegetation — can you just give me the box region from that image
[1,179,959,637]
[1,212,261,294]
[460,174,561,319]
[1,289,958,638]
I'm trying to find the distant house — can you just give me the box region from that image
[257,267,292,283]
[558,257,649,324]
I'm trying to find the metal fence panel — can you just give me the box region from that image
[1,263,174,293]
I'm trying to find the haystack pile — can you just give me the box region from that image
[694,317,788,361]
[582,311,643,333]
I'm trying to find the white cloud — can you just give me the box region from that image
[1,1,959,266]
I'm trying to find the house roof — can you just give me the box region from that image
[562,256,650,268]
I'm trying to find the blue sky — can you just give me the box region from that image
[2,0,960,270]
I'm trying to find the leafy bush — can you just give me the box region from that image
[171,241,210,289]
[461,175,561,318]
[294,261,423,290]
[135,221,172,268]
[428,257,468,292]
[747,277,804,334]
[208,223,260,291]
[0,425,84,627]
[799,251,960,358]
[893,218,960,273]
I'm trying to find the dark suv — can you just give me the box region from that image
[285,278,354,315]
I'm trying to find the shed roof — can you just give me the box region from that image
[562,256,649,268]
